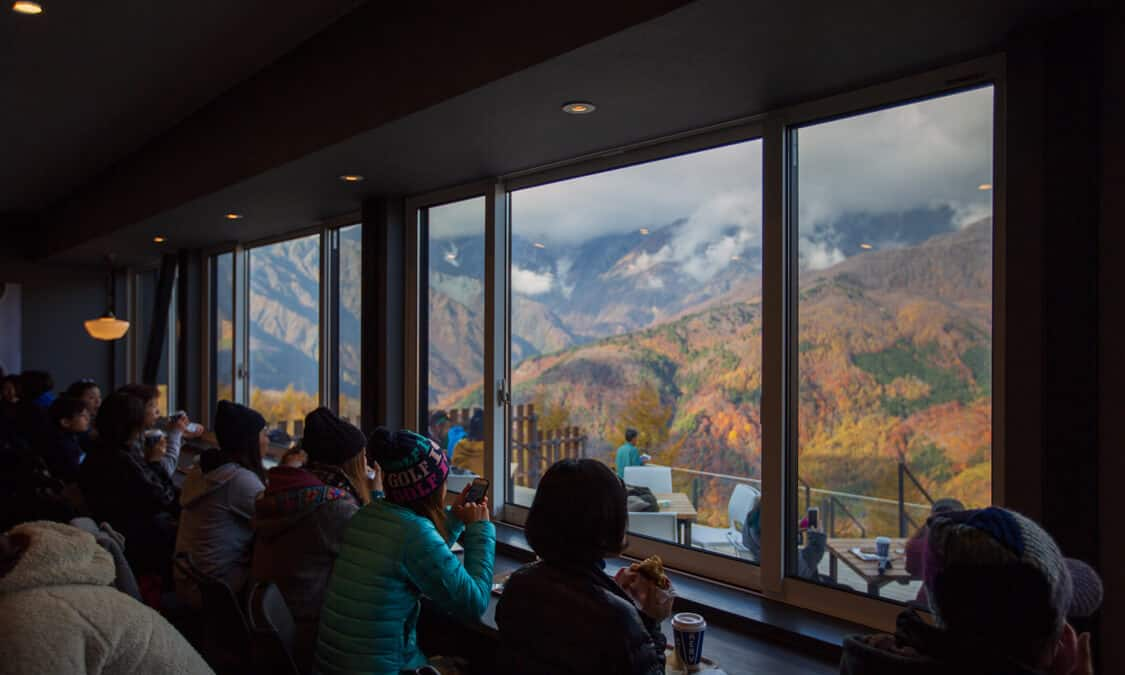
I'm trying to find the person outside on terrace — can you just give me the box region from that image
[615,428,648,480]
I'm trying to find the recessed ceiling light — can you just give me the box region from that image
[639,228,650,235]
[339,174,365,182]
[225,212,243,220]
[978,183,993,191]
[12,1,43,15]
[533,242,546,249]
[860,243,874,250]
[562,101,596,115]
[153,236,166,244]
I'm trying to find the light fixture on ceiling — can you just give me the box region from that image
[12,1,43,15]
[639,228,650,235]
[860,243,874,250]
[85,256,130,341]
[153,236,166,243]
[562,101,596,115]
[339,174,365,183]
[225,212,243,220]
[533,242,546,249]
[978,183,993,191]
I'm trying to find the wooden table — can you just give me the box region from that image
[825,537,910,597]
[656,493,698,546]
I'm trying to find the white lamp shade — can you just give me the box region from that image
[84,315,130,341]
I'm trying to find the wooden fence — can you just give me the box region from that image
[446,403,586,486]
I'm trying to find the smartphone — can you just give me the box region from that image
[464,477,490,504]
[807,506,819,530]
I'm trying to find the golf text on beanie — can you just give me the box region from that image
[214,400,266,453]
[368,427,449,504]
[302,407,366,466]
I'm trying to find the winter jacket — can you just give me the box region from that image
[840,610,1044,675]
[70,517,142,601]
[252,465,359,672]
[315,499,496,675]
[495,560,667,675]
[0,520,213,675]
[451,438,485,477]
[174,450,264,608]
[41,429,83,483]
[78,440,180,577]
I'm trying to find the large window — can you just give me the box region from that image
[509,140,765,559]
[337,224,362,424]
[792,87,994,599]
[249,234,321,431]
[401,60,1001,628]
[420,197,488,480]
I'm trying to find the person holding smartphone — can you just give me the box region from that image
[315,427,495,675]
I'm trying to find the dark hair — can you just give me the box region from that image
[624,428,638,443]
[428,410,450,428]
[406,489,449,542]
[95,392,146,449]
[48,397,88,426]
[117,383,160,405]
[64,380,99,399]
[1,374,19,393]
[467,408,484,441]
[17,371,53,400]
[526,458,627,565]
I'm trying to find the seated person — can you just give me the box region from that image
[78,391,180,584]
[252,406,371,672]
[174,401,267,608]
[451,407,485,476]
[43,396,90,483]
[117,384,202,479]
[0,520,212,675]
[428,408,465,461]
[64,379,103,453]
[315,427,493,675]
[841,507,1100,675]
[496,458,671,675]
[615,428,648,480]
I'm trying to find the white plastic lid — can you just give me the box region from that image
[671,612,706,630]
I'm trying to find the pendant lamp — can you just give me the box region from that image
[85,256,129,341]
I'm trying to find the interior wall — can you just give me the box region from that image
[17,271,113,394]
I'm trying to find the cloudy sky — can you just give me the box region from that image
[430,85,994,279]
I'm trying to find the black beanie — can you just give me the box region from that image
[214,400,266,453]
[302,407,366,466]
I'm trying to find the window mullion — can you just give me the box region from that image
[484,182,510,513]
[760,115,788,596]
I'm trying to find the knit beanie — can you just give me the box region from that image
[302,407,366,466]
[214,400,266,454]
[369,427,449,504]
[923,507,1103,652]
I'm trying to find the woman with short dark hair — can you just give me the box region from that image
[496,458,671,675]
[78,391,180,586]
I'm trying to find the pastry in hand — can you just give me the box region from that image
[630,555,671,589]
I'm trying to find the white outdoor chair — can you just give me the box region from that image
[623,465,673,494]
[691,484,760,557]
[627,511,678,542]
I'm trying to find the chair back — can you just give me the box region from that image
[628,511,678,541]
[246,582,300,675]
[173,553,251,659]
[624,465,673,494]
[728,484,760,531]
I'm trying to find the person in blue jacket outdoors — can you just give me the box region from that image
[315,427,495,675]
[615,428,648,479]
[427,409,465,461]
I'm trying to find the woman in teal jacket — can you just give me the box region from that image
[315,428,495,675]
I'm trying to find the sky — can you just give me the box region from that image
[430,85,994,281]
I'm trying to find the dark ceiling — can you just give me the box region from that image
[1,0,1098,266]
[0,0,365,214]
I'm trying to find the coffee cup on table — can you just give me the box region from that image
[672,612,707,670]
[875,536,892,572]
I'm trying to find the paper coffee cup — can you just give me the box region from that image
[875,536,891,559]
[672,612,707,668]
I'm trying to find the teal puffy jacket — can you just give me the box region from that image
[314,498,495,674]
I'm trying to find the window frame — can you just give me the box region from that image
[404,53,1005,630]
[199,213,361,427]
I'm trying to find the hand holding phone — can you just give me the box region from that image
[464,477,490,504]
